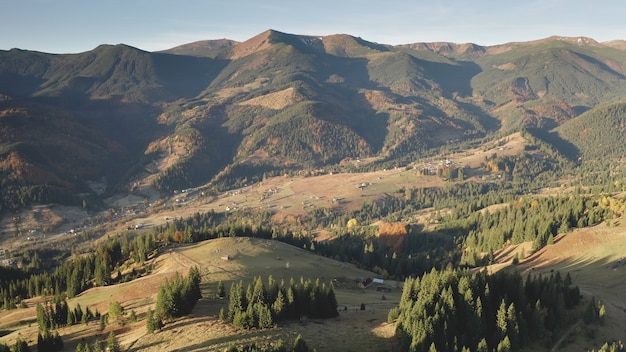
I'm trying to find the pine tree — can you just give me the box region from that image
[155,280,176,322]
[476,338,489,352]
[13,338,30,352]
[92,340,103,352]
[321,283,338,318]
[599,303,607,325]
[106,331,121,352]
[272,290,287,320]
[251,276,267,305]
[496,299,508,341]
[228,281,246,322]
[36,302,50,331]
[187,266,202,303]
[256,303,274,329]
[81,306,90,324]
[99,313,107,331]
[108,301,124,321]
[497,336,511,352]
[75,341,86,352]
[217,280,226,299]
[293,334,310,352]
[146,308,158,333]
[506,303,519,349]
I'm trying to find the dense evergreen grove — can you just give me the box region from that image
[0,177,80,214]
[456,193,624,266]
[222,334,313,352]
[0,339,29,352]
[556,103,626,160]
[390,268,581,352]
[0,232,148,308]
[226,276,338,329]
[153,266,201,325]
[34,297,98,351]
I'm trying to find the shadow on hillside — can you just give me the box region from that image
[526,127,581,161]
[494,244,519,262]
[129,298,400,352]
[163,314,399,352]
[0,71,46,97]
[519,250,624,283]
[419,60,481,98]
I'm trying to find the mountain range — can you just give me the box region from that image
[2,29,626,211]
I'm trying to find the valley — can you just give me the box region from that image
[1,130,626,351]
[2,30,626,352]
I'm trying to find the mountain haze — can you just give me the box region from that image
[2,29,626,210]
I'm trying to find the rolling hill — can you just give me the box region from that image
[1,222,625,351]
[0,237,400,351]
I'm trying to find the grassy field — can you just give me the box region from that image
[0,237,401,351]
[517,221,626,351]
[131,238,402,351]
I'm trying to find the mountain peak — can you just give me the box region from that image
[320,34,389,56]
[227,29,280,59]
[161,38,238,57]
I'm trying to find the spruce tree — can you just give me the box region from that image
[106,331,121,352]
[13,338,30,352]
[293,334,310,352]
[108,301,123,321]
[92,340,103,352]
[476,338,489,352]
[272,290,287,320]
[217,280,226,299]
[256,303,274,329]
[497,336,511,352]
[146,308,158,333]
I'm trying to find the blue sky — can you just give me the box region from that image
[2,0,625,54]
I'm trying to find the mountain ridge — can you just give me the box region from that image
[2,30,626,212]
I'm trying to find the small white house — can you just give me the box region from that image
[373,278,384,285]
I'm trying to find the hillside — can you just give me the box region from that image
[0,237,400,352]
[4,31,626,212]
[1,219,625,352]
[555,102,626,160]
[5,28,626,352]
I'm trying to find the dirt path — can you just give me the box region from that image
[551,319,582,352]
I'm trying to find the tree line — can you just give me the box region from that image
[221,334,312,352]
[389,268,581,351]
[147,266,201,332]
[224,276,338,330]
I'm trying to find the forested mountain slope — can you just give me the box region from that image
[2,30,626,210]
[555,102,626,160]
